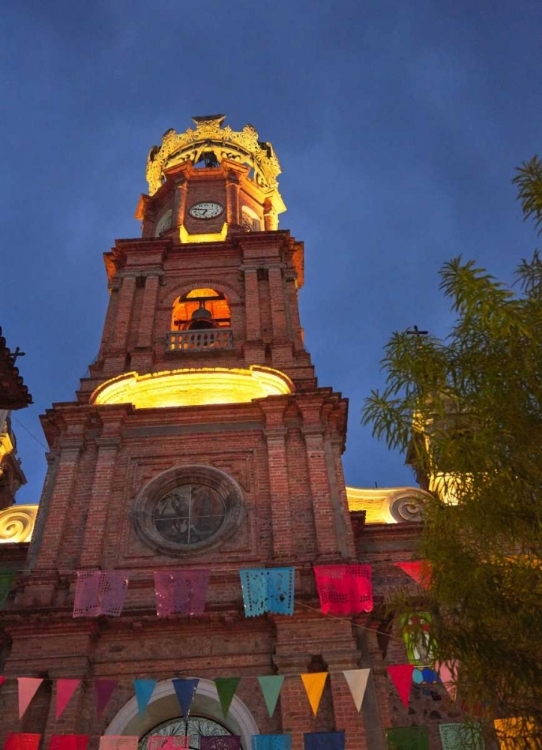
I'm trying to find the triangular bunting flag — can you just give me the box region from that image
[394,561,431,589]
[214,677,241,718]
[342,669,370,711]
[18,677,43,719]
[134,679,157,715]
[94,679,117,717]
[386,665,414,707]
[172,678,199,717]
[257,675,285,717]
[435,661,457,701]
[56,679,81,719]
[300,673,328,716]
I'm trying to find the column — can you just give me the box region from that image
[244,268,262,341]
[268,265,288,341]
[80,413,124,568]
[111,274,137,351]
[175,179,188,228]
[264,198,278,230]
[226,171,240,226]
[260,400,292,558]
[136,273,161,348]
[34,442,82,571]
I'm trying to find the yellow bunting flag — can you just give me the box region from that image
[300,673,328,716]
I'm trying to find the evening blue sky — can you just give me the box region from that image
[2,0,542,503]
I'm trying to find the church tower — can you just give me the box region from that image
[0,117,393,750]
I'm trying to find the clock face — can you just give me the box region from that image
[189,201,224,219]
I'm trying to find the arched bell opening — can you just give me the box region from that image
[172,289,231,332]
[104,678,259,749]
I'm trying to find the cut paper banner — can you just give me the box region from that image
[435,661,457,701]
[342,669,370,711]
[394,562,431,589]
[214,677,241,717]
[313,565,373,615]
[200,738,241,750]
[386,665,414,707]
[49,736,90,750]
[56,679,81,719]
[439,723,484,750]
[258,675,285,717]
[98,738,139,750]
[154,570,210,617]
[73,571,129,617]
[18,677,43,719]
[300,673,328,716]
[172,677,199,717]
[0,572,15,609]
[240,568,295,617]
[147,739,189,750]
[386,726,429,750]
[303,731,345,750]
[5,734,41,750]
[251,736,292,750]
[134,679,157,715]
[94,679,118,717]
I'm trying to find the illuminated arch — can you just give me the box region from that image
[103,677,259,745]
[171,288,231,331]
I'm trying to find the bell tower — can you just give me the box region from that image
[1,117,371,750]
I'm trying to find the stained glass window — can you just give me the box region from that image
[139,717,233,750]
[153,485,226,546]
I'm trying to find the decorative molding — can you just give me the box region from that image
[146,115,281,195]
[346,486,431,525]
[0,504,38,543]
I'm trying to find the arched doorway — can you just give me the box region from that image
[104,678,259,750]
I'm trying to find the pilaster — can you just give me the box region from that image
[80,409,125,568]
[260,399,292,559]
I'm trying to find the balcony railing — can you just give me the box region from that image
[168,328,234,352]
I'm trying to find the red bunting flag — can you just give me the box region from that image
[56,679,81,719]
[314,565,373,614]
[5,734,41,750]
[387,665,414,707]
[394,561,431,589]
[94,679,118,717]
[49,736,89,750]
[18,677,43,719]
[0,676,4,689]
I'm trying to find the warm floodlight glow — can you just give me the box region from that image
[91,366,293,409]
[179,223,228,244]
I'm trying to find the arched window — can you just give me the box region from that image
[171,289,231,331]
[241,206,260,233]
[139,716,233,750]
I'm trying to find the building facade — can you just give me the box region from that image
[0,117,457,750]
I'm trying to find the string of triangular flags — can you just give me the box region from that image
[0,661,457,723]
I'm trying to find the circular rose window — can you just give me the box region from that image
[132,465,245,556]
[153,485,226,545]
